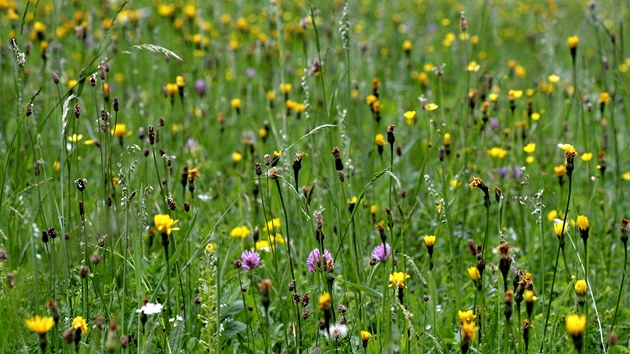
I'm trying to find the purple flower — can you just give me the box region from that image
[195,79,206,97]
[240,250,260,270]
[371,243,391,262]
[307,248,333,273]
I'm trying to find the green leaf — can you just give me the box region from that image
[337,277,383,298]
[222,321,247,337]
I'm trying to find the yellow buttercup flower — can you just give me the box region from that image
[580,152,592,162]
[154,214,179,235]
[554,165,566,177]
[425,103,438,111]
[230,225,251,238]
[231,98,241,109]
[523,143,536,153]
[424,235,436,247]
[232,152,243,163]
[548,74,560,83]
[403,111,416,120]
[389,272,410,288]
[25,316,55,335]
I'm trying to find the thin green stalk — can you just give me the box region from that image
[541,172,573,352]
[610,241,627,339]
[273,177,301,351]
[438,164,461,311]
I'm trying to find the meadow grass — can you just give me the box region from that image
[0,0,629,353]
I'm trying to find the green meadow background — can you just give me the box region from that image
[0,0,629,352]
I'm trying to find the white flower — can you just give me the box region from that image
[326,323,348,340]
[136,302,163,315]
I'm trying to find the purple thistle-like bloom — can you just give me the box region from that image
[307,248,333,273]
[240,250,260,270]
[371,243,391,262]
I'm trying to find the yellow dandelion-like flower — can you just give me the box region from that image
[389,272,410,288]
[567,36,579,49]
[25,316,55,335]
[318,292,332,312]
[458,310,476,324]
[375,134,386,146]
[154,214,180,235]
[72,316,88,334]
[424,235,436,247]
[565,314,586,337]
[232,152,243,163]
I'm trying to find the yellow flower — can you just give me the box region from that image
[599,92,611,104]
[547,210,559,222]
[523,143,536,153]
[623,172,630,181]
[565,314,586,337]
[489,93,499,102]
[424,235,436,247]
[580,153,593,162]
[425,103,438,111]
[487,147,508,158]
[531,112,541,120]
[554,165,567,177]
[461,321,476,342]
[375,134,386,146]
[508,89,523,100]
[389,272,410,288]
[360,330,372,342]
[366,94,377,105]
[264,218,281,232]
[370,204,377,214]
[318,292,331,312]
[111,124,129,138]
[403,111,416,120]
[458,310,476,324]
[548,74,560,83]
[280,83,292,94]
[468,267,481,282]
[526,156,535,164]
[188,168,200,181]
[254,240,271,251]
[402,39,412,51]
[577,215,589,231]
[205,243,217,252]
[53,161,61,173]
[72,316,88,334]
[154,214,179,235]
[25,316,55,335]
[467,61,480,72]
[567,36,579,49]
[230,225,251,238]
[574,280,587,296]
[68,134,83,143]
[232,152,243,163]
[266,91,275,101]
[553,222,566,236]
[443,133,451,145]
[231,98,241,109]
[524,290,537,303]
